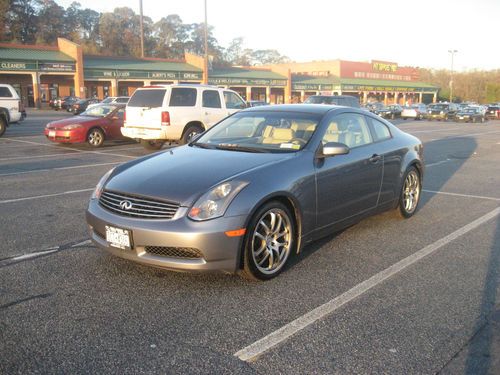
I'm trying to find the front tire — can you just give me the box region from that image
[140,139,165,150]
[87,128,104,147]
[0,116,6,137]
[396,167,421,218]
[240,202,295,281]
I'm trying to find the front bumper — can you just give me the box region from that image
[86,199,247,273]
[428,113,448,120]
[44,128,86,143]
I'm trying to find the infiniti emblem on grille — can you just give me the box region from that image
[119,200,133,210]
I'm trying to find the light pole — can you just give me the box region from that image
[139,0,144,58]
[448,49,457,103]
[203,0,209,84]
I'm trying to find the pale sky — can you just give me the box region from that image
[56,0,500,71]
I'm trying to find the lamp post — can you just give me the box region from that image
[203,0,209,84]
[139,0,144,58]
[448,49,457,103]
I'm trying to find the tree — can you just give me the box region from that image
[250,49,289,65]
[152,14,188,59]
[35,0,67,44]
[4,0,39,43]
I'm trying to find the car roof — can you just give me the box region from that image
[242,104,349,115]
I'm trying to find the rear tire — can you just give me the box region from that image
[140,139,165,150]
[180,125,203,145]
[240,201,296,281]
[0,116,6,137]
[396,166,421,219]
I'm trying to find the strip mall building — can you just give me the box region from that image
[0,38,438,108]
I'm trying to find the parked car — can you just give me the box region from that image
[427,103,458,121]
[86,104,424,280]
[122,84,247,149]
[87,96,130,110]
[401,104,427,120]
[365,102,385,113]
[247,100,267,107]
[486,105,500,120]
[44,104,126,147]
[54,96,80,110]
[0,83,25,137]
[304,95,360,108]
[69,98,100,115]
[374,104,403,120]
[454,107,486,123]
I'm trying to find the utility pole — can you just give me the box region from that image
[139,0,144,58]
[203,0,209,84]
[448,49,457,103]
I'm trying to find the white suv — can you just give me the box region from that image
[0,84,24,137]
[121,84,247,149]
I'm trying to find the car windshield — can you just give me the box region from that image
[101,97,114,104]
[81,105,116,117]
[192,111,321,153]
[463,108,477,113]
[305,96,339,105]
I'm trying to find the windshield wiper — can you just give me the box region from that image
[215,144,267,153]
[190,142,215,149]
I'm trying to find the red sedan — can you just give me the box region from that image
[44,104,126,147]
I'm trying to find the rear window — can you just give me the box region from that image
[0,87,13,98]
[169,88,197,107]
[128,89,166,108]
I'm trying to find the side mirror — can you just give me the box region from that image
[319,142,350,158]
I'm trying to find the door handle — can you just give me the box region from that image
[205,112,209,115]
[369,154,382,163]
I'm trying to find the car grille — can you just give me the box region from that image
[145,246,203,259]
[99,190,179,219]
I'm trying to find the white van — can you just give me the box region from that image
[0,84,25,137]
[122,84,247,149]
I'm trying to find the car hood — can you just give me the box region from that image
[105,146,295,206]
[47,116,101,128]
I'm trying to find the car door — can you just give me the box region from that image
[315,112,383,229]
[107,108,125,139]
[202,89,226,128]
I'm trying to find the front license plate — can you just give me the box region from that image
[49,130,56,137]
[105,225,132,250]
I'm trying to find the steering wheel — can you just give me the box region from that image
[290,138,306,146]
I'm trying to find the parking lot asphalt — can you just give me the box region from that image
[1,110,500,374]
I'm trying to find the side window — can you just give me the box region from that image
[116,109,125,120]
[224,91,246,109]
[169,88,197,107]
[322,113,373,148]
[202,90,222,108]
[368,117,392,142]
[0,87,13,98]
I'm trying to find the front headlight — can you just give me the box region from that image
[62,124,83,130]
[440,111,444,114]
[188,181,249,221]
[91,167,115,199]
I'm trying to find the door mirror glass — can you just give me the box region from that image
[321,142,350,157]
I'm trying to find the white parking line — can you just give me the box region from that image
[12,248,59,261]
[0,188,94,204]
[0,138,137,159]
[0,162,120,177]
[422,189,500,202]
[234,206,500,362]
[409,128,462,133]
[0,145,144,162]
[425,159,452,168]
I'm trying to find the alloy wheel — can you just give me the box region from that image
[403,170,420,214]
[251,208,292,275]
[88,129,103,146]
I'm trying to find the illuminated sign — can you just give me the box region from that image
[372,61,398,72]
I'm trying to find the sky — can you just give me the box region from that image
[56,0,500,71]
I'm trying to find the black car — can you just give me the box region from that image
[57,96,80,111]
[304,95,360,108]
[70,98,100,115]
[366,102,385,113]
[427,103,458,121]
[454,107,486,123]
[486,106,500,120]
[375,104,403,120]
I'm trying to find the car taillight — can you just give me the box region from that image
[123,110,126,122]
[161,111,170,126]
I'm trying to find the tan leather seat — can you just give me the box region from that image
[262,127,295,144]
[323,121,342,143]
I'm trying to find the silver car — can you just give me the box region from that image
[86,105,424,280]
